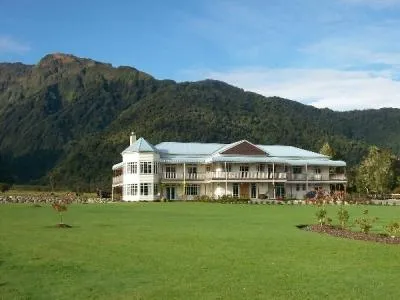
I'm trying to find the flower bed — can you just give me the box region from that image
[299,224,400,245]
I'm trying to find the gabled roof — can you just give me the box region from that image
[219,140,267,156]
[122,137,157,154]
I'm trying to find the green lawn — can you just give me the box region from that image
[0,203,399,300]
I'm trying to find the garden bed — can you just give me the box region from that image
[298,224,400,245]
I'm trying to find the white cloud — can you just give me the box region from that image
[0,36,30,54]
[185,68,400,111]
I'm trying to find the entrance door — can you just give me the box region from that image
[251,183,257,199]
[166,187,176,200]
[240,183,249,198]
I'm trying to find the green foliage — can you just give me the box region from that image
[386,221,400,237]
[356,146,397,195]
[315,206,328,225]
[355,210,378,234]
[319,142,336,158]
[337,205,350,229]
[0,54,400,189]
[0,182,12,193]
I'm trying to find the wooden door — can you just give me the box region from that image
[240,183,249,198]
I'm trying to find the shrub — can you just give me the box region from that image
[337,205,350,229]
[355,210,377,234]
[315,207,328,226]
[0,182,12,193]
[385,221,400,237]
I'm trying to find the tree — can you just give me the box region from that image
[319,142,336,158]
[356,146,396,195]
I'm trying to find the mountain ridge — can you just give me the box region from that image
[0,53,399,189]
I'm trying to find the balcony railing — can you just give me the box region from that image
[162,171,287,180]
[287,173,346,181]
[112,175,123,185]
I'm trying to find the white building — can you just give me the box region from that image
[112,133,347,201]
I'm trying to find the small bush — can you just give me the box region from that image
[386,221,400,237]
[355,210,377,234]
[315,207,328,225]
[337,205,350,229]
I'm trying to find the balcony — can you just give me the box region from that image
[112,175,123,185]
[287,173,347,181]
[162,171,287,181]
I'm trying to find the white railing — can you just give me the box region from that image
[287,174,346,181]
[112,175,123,185]
[162,172,206,180]
[162,171,287,180]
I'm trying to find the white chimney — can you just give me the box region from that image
[130,131,136,145]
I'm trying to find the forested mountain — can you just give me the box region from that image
[0,53,399,190]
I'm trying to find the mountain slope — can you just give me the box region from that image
[0,53,399,189]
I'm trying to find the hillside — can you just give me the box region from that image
[0,53,399,190]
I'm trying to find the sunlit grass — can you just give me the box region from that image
[0,203,399,299]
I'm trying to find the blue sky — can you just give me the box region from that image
[1,0,400,110]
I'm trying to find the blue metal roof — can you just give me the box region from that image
[156,142,225,155]
[257,145,327,158]
[122,137,157,153]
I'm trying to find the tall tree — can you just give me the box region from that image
[319,142,336,158]
[356,146,396,195]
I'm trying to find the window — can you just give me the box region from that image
[206,165,211,172]
[240,165,249,177]
[257,164,265,172]
[188,165,197,174]
[296,184,300,191]
[185,184,200,196]
[140,162,152,174]
[315,168,321,174]
[302,184,306,191]
[154,163,159,174]
[126,162,137,174]
[233,183,239,198]
[125,184,138,196]
[293,166,302,174]
[140,183,150,195]
[153,184,159,195]
[223,163,232,172]
[268,165,273,174]
[165,165,176,178]
[251,183,257,198]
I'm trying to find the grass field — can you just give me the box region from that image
[1,203,399,300]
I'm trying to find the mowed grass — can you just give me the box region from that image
[0,203,399,300]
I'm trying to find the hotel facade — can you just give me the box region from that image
[112,133,347,201]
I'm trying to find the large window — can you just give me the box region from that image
[154,183,159,196]
[154,163,159,174]
[223,163,232,172]
[188,165,197,174]
[140,162,152,174]
[233,183,239,198]
[185,184,200,196]
[257,164,265,172]
[125,184,138,196]
[251,183,257,198]
[314,168,321,174]
[165,165,176,178]
[126,162,137,174]
[293,166,302,174]
[140,183,150,196]
[240,165,249,178]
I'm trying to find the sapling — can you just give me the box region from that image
[355,210,377,234]
[337,205,350,229]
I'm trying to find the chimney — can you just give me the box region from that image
[130,131,136,145]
